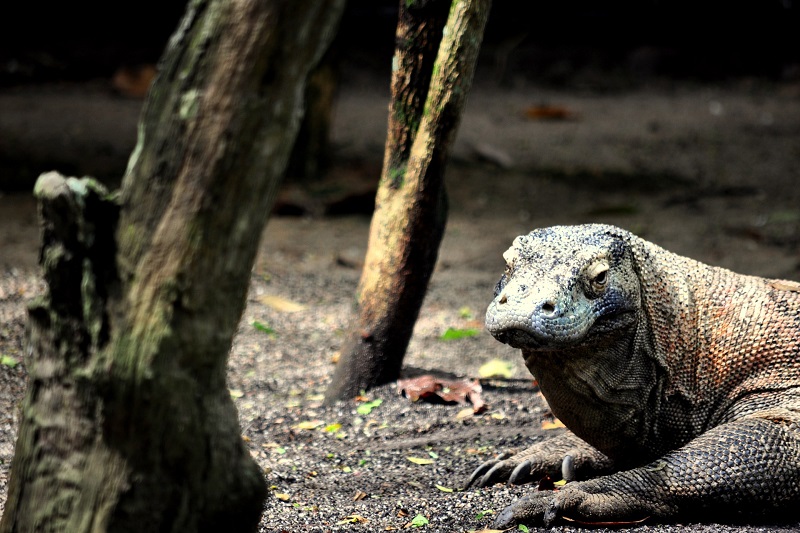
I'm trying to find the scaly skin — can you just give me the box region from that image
[469,224,800,528]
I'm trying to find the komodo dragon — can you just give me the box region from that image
[469,223,800,528]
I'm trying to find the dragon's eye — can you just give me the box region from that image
[586,260,609,293]
[593,270,607,286]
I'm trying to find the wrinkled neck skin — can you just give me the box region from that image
[523,318,667,466]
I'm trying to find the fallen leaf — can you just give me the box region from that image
[523,104,577,121]
[352,490,368,501]
[337,514,369,524]
[356,398,383,415]
[541,418,566,430]
[455,407,474,420]
[274,493,291,501]
[406,456,434,465]
[229,389,244,399]
[0,355,18,368]
[478,359,514,379]
[324,422,342,432]
[440,327,480,341]
[473,530,505,533]
[293,420,324,430]
[409,514,429,528]
[252,320,277,336]
[435,484,453,492]
[398,375,486,413]
[258,294,306,312]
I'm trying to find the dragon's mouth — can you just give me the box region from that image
[493,310,636,351]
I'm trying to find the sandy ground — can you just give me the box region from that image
[1,74,799,531]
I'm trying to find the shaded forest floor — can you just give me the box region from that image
[1,74,800,531]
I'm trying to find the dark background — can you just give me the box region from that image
[1,1,798,86]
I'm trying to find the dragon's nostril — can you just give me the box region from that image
[540,301,556,315]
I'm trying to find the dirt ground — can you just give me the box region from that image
[1,72,800,531]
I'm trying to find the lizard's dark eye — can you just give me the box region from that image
[586,260,609,294]
[594,270,607,286]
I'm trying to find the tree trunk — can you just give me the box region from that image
[0,1,344,532]
[325,0,491,402]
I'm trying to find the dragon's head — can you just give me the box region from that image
[486,224,641,352]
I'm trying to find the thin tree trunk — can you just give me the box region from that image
[325,0,491,402]
[0,1,344,531]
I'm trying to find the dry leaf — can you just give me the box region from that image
[293,420,324,430]
[541,418,566,430]
[523,104,577,121]
[352,490,368,501]
[455,407,474,420]
[406,456,434,465]
[398,375,486,412]
[274,492,291,501]
[337,514,369,524]
[478,359,514,379]
[258,294,306,312]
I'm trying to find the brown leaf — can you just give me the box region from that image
[337,514,369,524]
[523,104,577,121]
[455,407,474,420]
[397,375,486,412]
[258,294,306,312]
[352,490,368,501]
[541,417,566,430]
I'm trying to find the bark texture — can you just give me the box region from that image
[325,0,491,402]
[0,1,344,532]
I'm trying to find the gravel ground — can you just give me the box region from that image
[1,77,800,531]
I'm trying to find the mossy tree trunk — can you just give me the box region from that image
[0,1,344,532]
[325,0,491,402]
